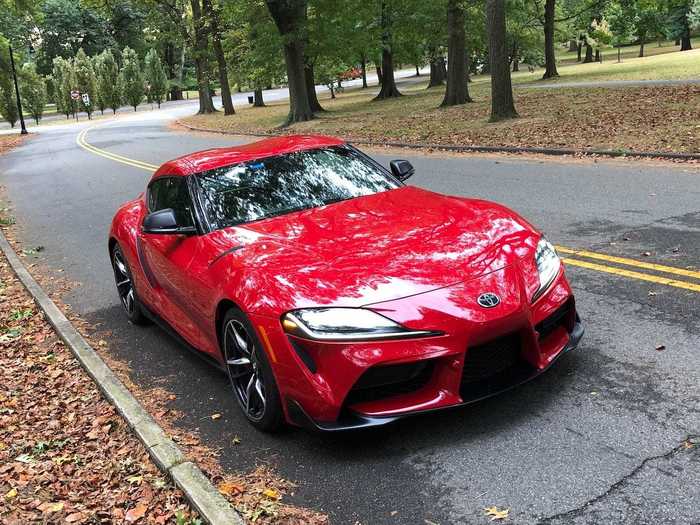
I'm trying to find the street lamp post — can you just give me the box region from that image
[8,45,28,135]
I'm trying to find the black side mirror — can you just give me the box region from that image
[142,208,196,235]
[390,159,415,181]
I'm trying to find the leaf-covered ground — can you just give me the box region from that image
[179,81,700,155]
[0,135,28,157]
[0,252,202,524]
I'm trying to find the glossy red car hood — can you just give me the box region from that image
[213,186,540,311]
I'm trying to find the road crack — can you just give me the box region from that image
[538,435,699,523]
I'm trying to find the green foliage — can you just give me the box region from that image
[19,63,47,125]
[95,49,121,114]
[0,39,19,128]
[144,48,168,107]
[35,0,114,75]
[52,56,76,118]
[74,48,98,117]
[665,0,692,40]
[223,0,285,91]
[690,0,700,27]
[119,46,144,111]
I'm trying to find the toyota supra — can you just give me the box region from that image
[109,135,583,431]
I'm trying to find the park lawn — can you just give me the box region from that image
[555,37,700,65]
[512,47,700,86]
[180,79,700,154]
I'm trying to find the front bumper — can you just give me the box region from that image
[251,265,583,430]
[286,319,583,431]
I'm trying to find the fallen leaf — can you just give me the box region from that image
[211,413,222,420]
[642,251,651,257]
[5,487,17,499]
[263,488,281,500]
[66,512,84,523]
[484,506,509,521]
[648,291,657,296]
[125,503,147,522]
[655,345,666,351]
[218,480,245,496]
[232,436,241,445]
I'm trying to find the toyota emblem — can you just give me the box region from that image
[477,293,500,308]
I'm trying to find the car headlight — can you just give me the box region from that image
[282,308,439,341]
[534,237,561,298]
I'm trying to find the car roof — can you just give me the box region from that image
[152,134,346,178]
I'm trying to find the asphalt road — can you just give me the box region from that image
[1,106,698,524]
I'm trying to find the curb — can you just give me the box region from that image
[175,120,700,161]
[0,229,244,525]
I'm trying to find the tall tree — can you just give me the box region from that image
[20,63,47,125]
[375,0,402,99]
[666,0,693,50]
[119,46,144,111]
[96,49,121,114]
[265,0,314,123]
[442,0,472,106]
[144,48,168,108]
[486,0,518,121]
[0,40,18,127]
[542,0,558,78]
[74,48,98,119]
[203,0,235,114]
[52,56,76,118]
[190,0,216,113]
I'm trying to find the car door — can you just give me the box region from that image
[139,176,205,347]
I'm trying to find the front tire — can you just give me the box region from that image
[221,309,284,431]
[111,243,148,325]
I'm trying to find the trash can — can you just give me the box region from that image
[248,96,254,104]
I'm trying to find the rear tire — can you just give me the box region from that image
[221,308,284,432]
[111,243,149,325]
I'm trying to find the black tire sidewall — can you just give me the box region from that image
[111,243,147,325]
[221,308,284,432]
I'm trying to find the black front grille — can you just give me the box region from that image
[344,360,434,406]
[460,333,533,400]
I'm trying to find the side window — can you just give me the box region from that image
[147,178,194,227]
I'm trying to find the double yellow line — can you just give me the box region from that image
[558,246,700,293]
[76,124,700,295]
[76,127,157,173]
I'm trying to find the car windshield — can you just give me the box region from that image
[195,145,400,230]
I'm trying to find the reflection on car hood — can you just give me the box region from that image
[211,186,540,310]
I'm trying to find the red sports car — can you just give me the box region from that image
[109,135,583,431]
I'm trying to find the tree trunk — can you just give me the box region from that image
[304,63,324,112]
[486,0,517,121]
[568,39,578,52]
[253,88,265,106]
[542,0,558,78]
[639,37,645,57]
[266,0,314,123]
[680,35,692,51]
[594,48,600,62]
[361,54,368,88]
[203,0,234,115]
[583,43,593,63]
[427,57,446,87]
[442,0,471,106]
[374,1,402,99]
[376,65,383,85]
[415,64,420,76]
[577,42,582,61]
[512,46,519,72]
[190,0,215,114]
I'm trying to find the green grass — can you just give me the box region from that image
[510,46,700,86]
